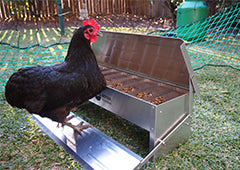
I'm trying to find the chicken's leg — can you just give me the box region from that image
[63,116,92,136]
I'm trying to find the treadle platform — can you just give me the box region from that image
[32,113,142,170]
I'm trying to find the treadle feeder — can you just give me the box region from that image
[32,31,200,169]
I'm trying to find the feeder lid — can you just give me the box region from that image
[93,31,200,97]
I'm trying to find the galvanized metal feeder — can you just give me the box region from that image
[32,31,200,169]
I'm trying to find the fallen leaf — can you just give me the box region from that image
[220,90,230,94]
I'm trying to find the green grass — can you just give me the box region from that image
[1,66,239,169]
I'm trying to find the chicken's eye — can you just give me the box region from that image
[89,29,93,33]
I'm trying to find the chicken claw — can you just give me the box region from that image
[63,117,92,136]
[65,115,76,121]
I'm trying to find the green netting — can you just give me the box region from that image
[149,2,240,71]
[0,27,75,93]
[0,42,71,93]
[0,3,240,94]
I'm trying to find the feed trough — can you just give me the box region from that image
[32,31,200,169]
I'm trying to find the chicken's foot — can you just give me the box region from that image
[63,118,92,136]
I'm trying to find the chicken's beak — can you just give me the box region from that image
[97,31,103,37]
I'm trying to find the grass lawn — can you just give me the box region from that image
[0,27,239,169]
[1,66,239,169]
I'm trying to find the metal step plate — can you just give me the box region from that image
[32,113,142,170]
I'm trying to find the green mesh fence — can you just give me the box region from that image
[0,3,239,94]
[0,27,74,94]
[149,2,240,71]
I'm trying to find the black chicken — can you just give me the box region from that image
[5,18,106,135]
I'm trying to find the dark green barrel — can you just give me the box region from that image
[176,0,208,41]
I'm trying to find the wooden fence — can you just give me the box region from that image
[0,0,174,20]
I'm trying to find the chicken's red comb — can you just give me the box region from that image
[83,18,100,31]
